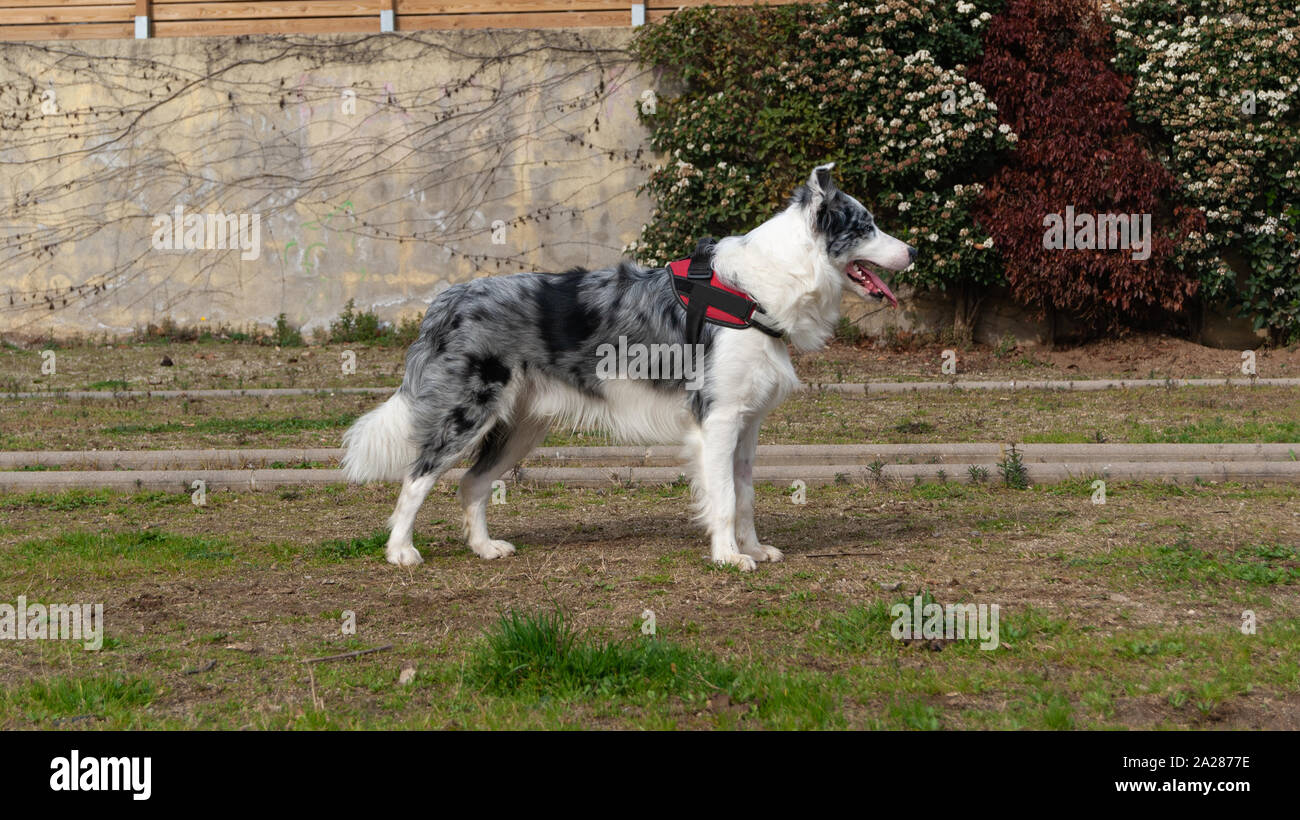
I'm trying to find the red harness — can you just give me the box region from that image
[668,239,783,343]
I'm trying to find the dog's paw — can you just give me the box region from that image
[744,544,784,563]
[471,539,516,560]
[713,552,758,572]
[387,545,424,567]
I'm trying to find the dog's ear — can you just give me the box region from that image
[809,162,836,194]
[794,163,837,232]
[791,162,837,215]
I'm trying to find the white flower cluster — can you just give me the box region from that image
[1113,3,1299,248]
[669,158,697,194]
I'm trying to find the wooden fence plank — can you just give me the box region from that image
[0,21,133,39]
[153,1,377,20]
[0,5,132,24]
[0,0,133,7]
[399,1,635,12]
[646,0,804,7]
[398,10,628,30]
[151,15,379,33]
[0,0,809,40]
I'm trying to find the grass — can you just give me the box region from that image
[8,384,1300,452]
[890,698,942,730]
[1,479,1298,729]
[6,675,158,725]
[1076,538,1300,589]
[16,530,237,565]
[466,610,840,728]
[322,299,422,346]
[1025,414,1300,444]
[82,379,130,391]
[102,413,357,437]
[273,314,305,348]
[818,600,898,652]
[470,609,715,698]
[0,341,408,396]
[0,488,114,511]
[997,443,1030,489]
[314,530,388,562]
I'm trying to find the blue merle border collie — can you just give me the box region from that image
[342,164,916,571]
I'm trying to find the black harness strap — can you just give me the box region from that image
[672,237,783,346]
[749,318,784,338]
[683,237,719,346]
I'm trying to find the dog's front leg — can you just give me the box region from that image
[734,417,783,564]
[696,410,756,571]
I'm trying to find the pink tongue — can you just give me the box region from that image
[862,266,898,308]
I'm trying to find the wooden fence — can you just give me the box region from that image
[0,0,802,41]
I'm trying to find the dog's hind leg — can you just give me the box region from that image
[458,415,550,560]
[733,415,783,564]
[383,377,513,566]
[386,474,437,567]
[694,408,756,571]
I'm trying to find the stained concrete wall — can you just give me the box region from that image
[0,29,654,338]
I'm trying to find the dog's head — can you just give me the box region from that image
[792,163,915,308]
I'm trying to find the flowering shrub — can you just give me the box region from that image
[1111,0,1300,343]
[631,0,1012,336]
[632,0,1294,341]
[969,0,1204,334]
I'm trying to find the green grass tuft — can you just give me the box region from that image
[0,489,113,511]
[6,675,157,724]
[104,413,356,437]
[468,609,720,699]
[315,530,388,561]
[17,530,235,563]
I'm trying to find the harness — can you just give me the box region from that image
[668,238,783,346]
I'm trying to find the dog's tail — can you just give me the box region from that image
[341,391,418,483]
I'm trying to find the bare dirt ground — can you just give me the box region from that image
[3,333,1296,394]
[792,333,1300,383]
[2,331,1297,731]
[2,384,1297,453]
[0,481,1296,729]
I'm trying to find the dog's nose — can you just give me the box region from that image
[907,245,917,263]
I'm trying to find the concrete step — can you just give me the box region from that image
[3,460,1300,491]
[7,377,1298,401]
[2,443,1297,471]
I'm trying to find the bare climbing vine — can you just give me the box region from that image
[0,29,655,334]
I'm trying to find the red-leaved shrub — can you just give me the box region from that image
[969,0,1204,336]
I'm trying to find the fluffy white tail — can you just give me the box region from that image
[341,392,417,483]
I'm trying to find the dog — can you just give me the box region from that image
[341,163,916,570]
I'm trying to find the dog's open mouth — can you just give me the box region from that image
[847,261,899,308]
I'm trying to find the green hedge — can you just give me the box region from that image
[631,0,1300,343]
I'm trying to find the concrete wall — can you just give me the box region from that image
[0,29,653,338]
